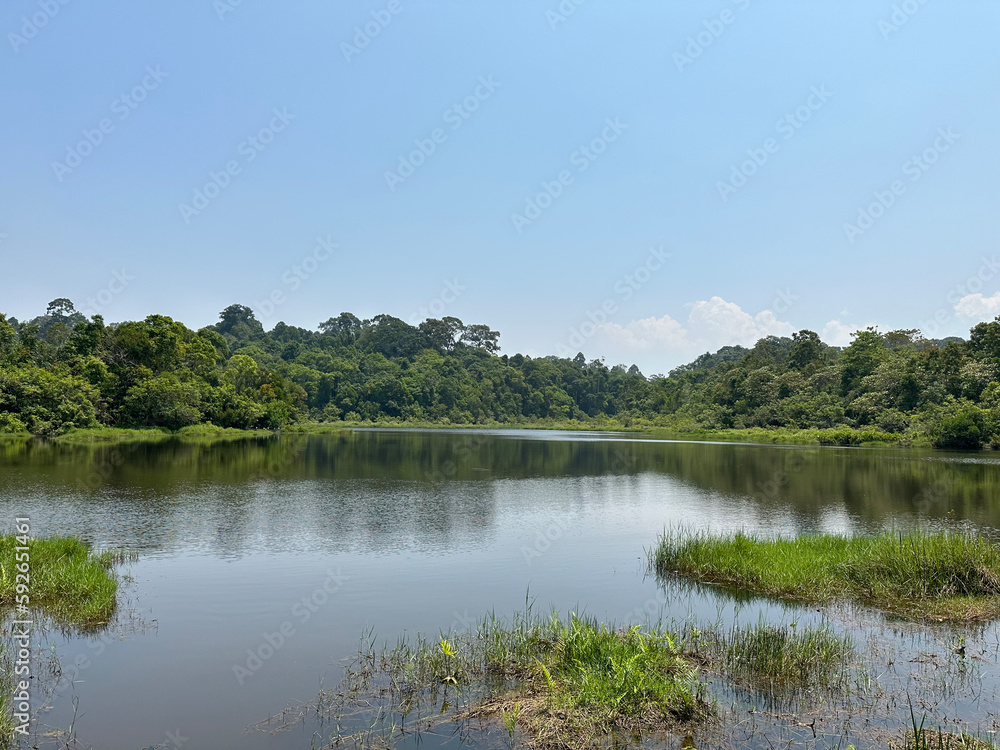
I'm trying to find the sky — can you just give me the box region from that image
[2,0,999,374]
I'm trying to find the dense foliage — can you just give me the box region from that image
[2,299,1000,448]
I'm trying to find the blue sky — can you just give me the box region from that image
[2,0,999,373]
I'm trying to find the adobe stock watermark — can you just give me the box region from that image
[717,85,833,201]
[51,66,169,183]
[78,269,135,318]
[214,0,247,21]
[520,451,633,566]
[424,431,490,481]
[407,279,465,325]
[254,236,337,320]
[554,245,669,358]
[385,76,501,192]
[233,568,349,685]
[546,0,589,31]
[52,627,123,695]
[878,0,931,40]
[150,729,188,750]
[673,0,752,72]
[768,288,798,316]
[8,0,72,53]
[843,127,959,244]
[341,0,403,63]
[177,107,295,223]
[510,117,627,233]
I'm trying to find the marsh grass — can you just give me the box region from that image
[654,530,1000,621]
[262,604,711,750]
[0,645,14,744]
[892,704,998,750]
[52,424,270,445]
[51,427,173,444]
[685,618,854,693]
[0,536,135,628]
[390,608,711,749]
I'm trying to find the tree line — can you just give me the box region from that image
[1,299,999,449]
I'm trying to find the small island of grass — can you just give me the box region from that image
[405,612,709,747]
[281,605,864,750]
[0,536,134,627]
[653,529,1000,622]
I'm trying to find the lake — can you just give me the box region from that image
[2,429,999,749]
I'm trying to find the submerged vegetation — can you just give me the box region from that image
[260,603,871,750]
[654,530,1000,621]
[0,536,134,627]
[685,618,854,693]
[2,299,1000,448]
[389,609,709,748]
[261,607,711,749]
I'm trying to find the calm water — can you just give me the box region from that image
[2,429,999,750]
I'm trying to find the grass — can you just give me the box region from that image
[891,730,998,749]
[890,703,999,749]
[304,419,917,447]
[300,604,711,750]
[51,424,273,444]
[0,645,14,743]
[405,609,710,748]
[38,420,924,449]
[685,618,854,693]
[297,608,854,750]
[51,426,174,444]
[654,529,1000,621]
[0,536,135,628]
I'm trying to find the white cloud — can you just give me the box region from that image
[820,319,881,347]
[687,296,793,348]
[593,314,688,351]
[821,320,856,347]
[593,296,793,356]
[954,291,1000,320]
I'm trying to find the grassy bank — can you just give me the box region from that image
[29,419,929,448]
[298,419,914,446]
[0,536,134,627]
[644,425,911,447]
[50,424,273,445]
[654,530,1000,621]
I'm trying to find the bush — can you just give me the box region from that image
[931,403,987,450]
[816,428,900,446]
[0,365,99,435]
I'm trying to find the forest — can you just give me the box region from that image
[1,298,999,449]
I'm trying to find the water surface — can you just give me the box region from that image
[2,429,998,749]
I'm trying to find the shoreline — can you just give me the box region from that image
[0,421,959,449]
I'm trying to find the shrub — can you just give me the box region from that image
[931,403,986,450]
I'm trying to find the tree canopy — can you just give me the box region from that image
[1,300,999,448]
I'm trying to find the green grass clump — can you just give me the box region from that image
[654,530,1000,621]
[0,536,134,628]
[51,424,272,445]
[687,619,853,692]
[893,705,998,750]
[892,732,997,750]
[52,427,172,445]
[542,618,705,722]
[366,608,710,749]
[816,427,904,446]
